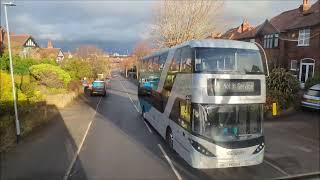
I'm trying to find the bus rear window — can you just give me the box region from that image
[195,48,264,74]
[93,82,104,88]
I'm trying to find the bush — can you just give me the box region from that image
[0,71,27,112]
[266,68,300,111]
[0,53,37,75]
[20,81,43,102]
[67,80,81,91]
[29,64,71,88]
[305,75,320,90]
[61,59,93,80]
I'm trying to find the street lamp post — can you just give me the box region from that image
[3,1,20,143]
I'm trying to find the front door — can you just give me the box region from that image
[299,59,315,88]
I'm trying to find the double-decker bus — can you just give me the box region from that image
[138,39,266,169]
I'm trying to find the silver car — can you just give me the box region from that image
[301,84,320,110]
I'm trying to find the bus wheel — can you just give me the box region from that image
[166,128,173,149]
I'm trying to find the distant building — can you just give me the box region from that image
[64,51,73,59]
[215,0,320,88]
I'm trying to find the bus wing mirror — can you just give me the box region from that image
[253,42,269,77]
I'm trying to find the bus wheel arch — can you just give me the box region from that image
[166,126,173,149]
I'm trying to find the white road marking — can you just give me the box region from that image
[143,120,153,133]
[63,97,102,180]
[292,145,313,153]
[264,159,289,176]
[158,144,182,180]
[119,79,140,113]
[121,78,180,179]
[274,171,320,180]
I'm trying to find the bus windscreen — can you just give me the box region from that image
[195,48,264,74]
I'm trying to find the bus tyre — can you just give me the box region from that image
[166,128,173,150]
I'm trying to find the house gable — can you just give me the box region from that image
[58,50,64,58]
[236,20,279,40]
[257,20,279,36]
[23,37,38,48]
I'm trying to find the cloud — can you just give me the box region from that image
[219,0,318,30]
[1,0,317,52]
[1,1,156,48]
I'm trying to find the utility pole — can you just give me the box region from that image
[3,1,20,143]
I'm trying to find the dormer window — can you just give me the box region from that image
[263,34,279,48]
[298,28,310,46]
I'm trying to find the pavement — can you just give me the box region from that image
[0,74,319,180]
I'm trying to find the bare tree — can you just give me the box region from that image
[132,41,153,79]
[152,0,222,48]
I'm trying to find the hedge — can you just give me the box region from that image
[29,64,71,88]
[266,68,300,111]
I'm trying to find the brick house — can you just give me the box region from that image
[35,40,65,63]
[217,0,320,88]
[3,33,39,58]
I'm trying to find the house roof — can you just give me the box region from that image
[219,20,254,40]
[4,34,38,48]
[235,24,262,40]
[270,0,320,31]
[235,20,279,39]
[229,1,320,40]
[38,48,63,59]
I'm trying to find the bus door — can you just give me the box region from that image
[171,98,192,160]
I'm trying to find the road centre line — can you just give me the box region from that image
[120,78,180,178]
[119,79,140,113]
[264,159,289,176]
[119,79,153,134]
[158,144,183,180]
[63,97,102,180]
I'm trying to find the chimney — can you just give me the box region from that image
[239,19,250,33]
[300,0,311,14]
[47,39,53,48]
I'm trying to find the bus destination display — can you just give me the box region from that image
[207,79,261,96]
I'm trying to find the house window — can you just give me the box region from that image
[290,60,298,71]
[274,34,279,47]
[298,29,310,46]
[264,34,279,48]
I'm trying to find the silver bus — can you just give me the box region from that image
[138,39,266,169]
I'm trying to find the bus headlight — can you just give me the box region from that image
[189,139,215,157]
[253,143,264,154]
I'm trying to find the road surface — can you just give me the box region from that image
[67,75,320,180]
[1,74,319,180]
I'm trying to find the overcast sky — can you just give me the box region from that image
[0,0,317,53]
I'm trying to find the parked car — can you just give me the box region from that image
[91,80,107,97]
[301,84,320,110]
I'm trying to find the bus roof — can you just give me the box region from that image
[177,39,259,50]
[142,39,259,60]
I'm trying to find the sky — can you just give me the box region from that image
[0,0,318,54]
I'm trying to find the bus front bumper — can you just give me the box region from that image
[192,151,264,169]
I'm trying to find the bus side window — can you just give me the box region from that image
[180,47,193,73]
[162,49,181,105]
